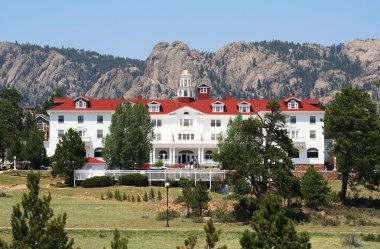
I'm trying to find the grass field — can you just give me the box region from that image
[1,173,379,248]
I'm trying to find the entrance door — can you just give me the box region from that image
[181,154,187,164]
[178,150,194,164]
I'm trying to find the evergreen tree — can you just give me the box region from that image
[190,182,210,216]
[325,87,380,201]
[182,185,193,216]
[0,173,74,249]
[6,140,26,166]
[240,195,310,249]
[0,88,23,163]
[204,219,227,249]
[177,235,197,249]
[25,130,47,169]
[52,128,86,186]
[110,229,128,249]
[214,101,294,197]
[36,86,65,115]
[103,102,152,169]
[22,112,36,140]
[149,188,155,200]
[157,190,163,201]
[300,168,330,208]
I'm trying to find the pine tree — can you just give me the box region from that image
[182,185,193,216]
[204,219,227,249]
[0,173,74,249]
[52,128,86,186]
[149,188,155,200]
[240,195,310,249]
[301,167,330,208]
[177,236,197,249]
[325,87,380,201]
[143,192,149,201]
[110,229,128,249]
[190,182,210,216]
[25,130,47,169]
[157,190,162,201]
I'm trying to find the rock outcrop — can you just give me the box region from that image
[0,39,380,106]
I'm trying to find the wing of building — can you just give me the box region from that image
[46,70,326,171]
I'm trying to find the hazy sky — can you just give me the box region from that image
[1,0,379,60]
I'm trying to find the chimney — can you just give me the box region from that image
[226,95,234,101]
[137,95,143,101]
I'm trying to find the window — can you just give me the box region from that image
[212,105,224,112]
[58,130,64,138]
[291,148,300,158]
[159,150,168,159]
[178,133,194,140]
[152,119,162,127]
[288,100,298,109]
[75,99,86,108]
[200,87,207,93]
[307,148,319,158]
[211,133,221,141]
[97,130,103,139]
[211,119,221,127]
[180,118,193,127]
[97,115,103,123]
[149,105,160,112]
[37,121,46,130]
[310,130,316,139]
[153,133,161,141]
[310,116,316,124]
[58,115,64,123]
[239,106,250,113]
[94,148,103,158]
[205,150,213,160]
[77,130,86,139]
[290,116,296,124]
[288,130,299,139]
[78,115,84,123]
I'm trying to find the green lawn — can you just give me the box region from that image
[1,173,380,248]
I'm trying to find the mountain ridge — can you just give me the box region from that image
[0,39,379,106]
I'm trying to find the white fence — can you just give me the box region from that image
[74,169,228,187]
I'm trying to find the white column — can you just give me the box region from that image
[172,147,176,164]
[152,148,156,164]
[169,147,172,164]
[201,147,204,164]
[149,151,153,164]
[198,147,201,162]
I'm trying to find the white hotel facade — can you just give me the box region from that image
[46,70,325,171]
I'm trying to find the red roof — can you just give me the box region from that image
[50,97,323,113]
[85,157,106,164]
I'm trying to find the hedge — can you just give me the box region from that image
[119,174,149,186]
[81,176,114,188]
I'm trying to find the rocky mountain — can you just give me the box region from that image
[1,40,380,106]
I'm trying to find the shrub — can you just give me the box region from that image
[149,188,155,200]
[300,167,330,208]
[156,210,181,221]
[127,195,130,202]
[119,174,149,186]
[341,234,362,247]
[137,195,141,202]
[234,197,258,223]
[131,195,135,202]
[157,190,163,201]
[179,178,195,188]
[81,176,114,188]
[154,160,164,167]
[0,191,9,198]
[143,192,149,201]
[106,190,113,199]
[114,189,122,201]
[100,195,104,200]
[361,233,380,242]
[122,193,127,201]
[212,207,236,223]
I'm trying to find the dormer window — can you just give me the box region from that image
[147,101,161,112]
[149,105,160,112]
[238,102,251,113]
[200,87,208,93]
[211,102,225,113]
[288,100,299,109]
[75,99,86,108]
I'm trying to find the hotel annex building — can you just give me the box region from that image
[46,70,326,171]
